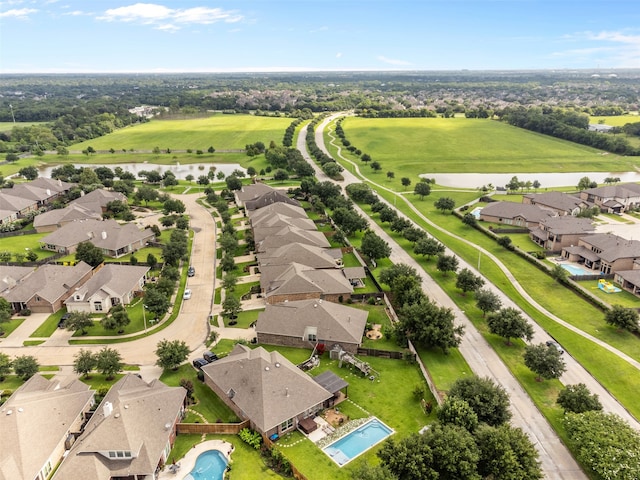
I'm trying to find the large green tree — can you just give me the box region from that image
[455,268,485,295]
[73,349,97,378]
[13,355,39,380]
[475,424,543,480]
[487,307,534,346]
[556,383,603,414]
[0,297,12,336]
[604,305,639,332]
[436,254,458,276]
[378,424,481,480]
[413,237,445,259]
[475,288,502,317]
[75,241,104,267]
[155,339,190,371]
[360,230,391,264]
[564,411,640,480]
[448,376,512,426]
[524,343,566,381]
[95,346,123,380]
[100,304,130,333]
[0,352,12,381]
[400,299,463,353]
[414,181,431,199]
[65,311,94,335]
[434,197,455,213]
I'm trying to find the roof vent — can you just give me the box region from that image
[103,401,113,417]
[265,366,270,371]
[285,388,289,397]
[313,303,317,308]
[164,422,171,430]
[275,362,280,368]
[6,410,12,416]
[114,413,120,419]
[101,231,107,240]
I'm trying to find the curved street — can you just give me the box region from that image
[301,118,589,479]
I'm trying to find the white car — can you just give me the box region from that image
[183,289,192,300]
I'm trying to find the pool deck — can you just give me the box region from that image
[158,439,234,480]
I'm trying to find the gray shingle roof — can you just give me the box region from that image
[580,233,640,263]
[41,219,154,251]
[0,266,34,294]
[202,345,332,433]
[256,299,368,345]
[255,226,330,252]
[524,191,587,213]
[480,202,555,223]
[257,243,341,269]
[582,183,640,198]
[245,191,300,211]
[235,183,277,203]
[247,202,308,222]
[3,262,93,304]
[263,263,353,298]
[0,375,93,480]
[33,203,102,230]
[53,375,186,480]
[70,189,127,209]
[64,264,149,305]
[539,216,595,235]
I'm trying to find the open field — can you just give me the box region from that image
[71,114,291,151]
[589,114,640,126]
[340,117,638,174]
[0,121,45,132]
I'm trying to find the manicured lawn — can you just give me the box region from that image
[169,433,287,480]
[335,117,635,176]
[575,279,640,308]
[225,309,260,330]
[71,114,291,151]
[0,317,25,338]
[79,373,125,392]
[0,232,58,260]
[30,311,63,338]
[341,252,361,267]
[235,281,259,300]
[160,364,238,423]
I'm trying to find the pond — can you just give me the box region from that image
[38,162,246,181]
[423,171,640,189]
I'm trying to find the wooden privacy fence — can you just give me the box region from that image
[176,420,249,435]
[356,347,414,360]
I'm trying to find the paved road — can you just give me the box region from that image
[300,118,587,479]
[0,193,257,366]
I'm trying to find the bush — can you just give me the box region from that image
[19,309,31,316]
[239,428,263,450]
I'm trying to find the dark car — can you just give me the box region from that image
[58,312,71,329]
[192,358,209,370]
[203,351,218,363]
[546,340,565,355]
[187,266,195,277]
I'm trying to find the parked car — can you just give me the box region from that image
[546,340,565,355]
[192,358,209,370]
[183,289,192,300]
[187,266,195,277]
[58,312,71,329]
[203,351,218,363]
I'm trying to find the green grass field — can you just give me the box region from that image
[339,117,638,174]
[589,114,640,126]
[71,114,291,151]
[0,121,45,132]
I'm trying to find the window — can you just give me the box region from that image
[94,301,103,312]
[308,333,317,341]
[280,418,294,431]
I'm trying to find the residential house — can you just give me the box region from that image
[579,183,640,213]
[260,262,353,304]
[251,212,317,235]
[562,233,640,274]
[0,375,94,480]
[245,190,300,211]
[342,266,367,288]
[522,191,589,216]
[614,263,640,297]
[53,375,186,480]
[0,178,73,225]
[529,216,595,252]
[33,203,103,233]
[256,299,368,353]
[40,219,155,257]
[0,266,34,295]
[70,189,127,214]
[234,183,278,208]
[202,345,332,438]
[64,264,149,314]
[479,202,555,228]
[257,243,343,270]
[2,261,93,313]
[247,202,309,224]
[254,225,330,253]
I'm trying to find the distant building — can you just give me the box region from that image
[579,183,640,214]
[479,202,555,228]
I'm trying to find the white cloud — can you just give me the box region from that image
[555,29,640,67]
[97,3,242,30]
[63,10,90,16]
[377,55,411,66]
[0,7,37,18]
[336,52,342,58]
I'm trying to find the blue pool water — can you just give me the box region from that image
[323,418,393,466]
[183,450,228,480]
[561,264,593,276]
[471,207,482,219]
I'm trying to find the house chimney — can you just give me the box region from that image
[103,401,113,417]
[101,231,107,240]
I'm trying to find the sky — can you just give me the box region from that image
[1,0,639,73]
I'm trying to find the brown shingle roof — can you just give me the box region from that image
[256,299,368,345]
[480,202,555,223]
[202,345,332,433]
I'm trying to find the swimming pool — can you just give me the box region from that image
[560,264,593,276]
[183,450,228,480]
[322,418,393,466]
[470,207,482,219]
